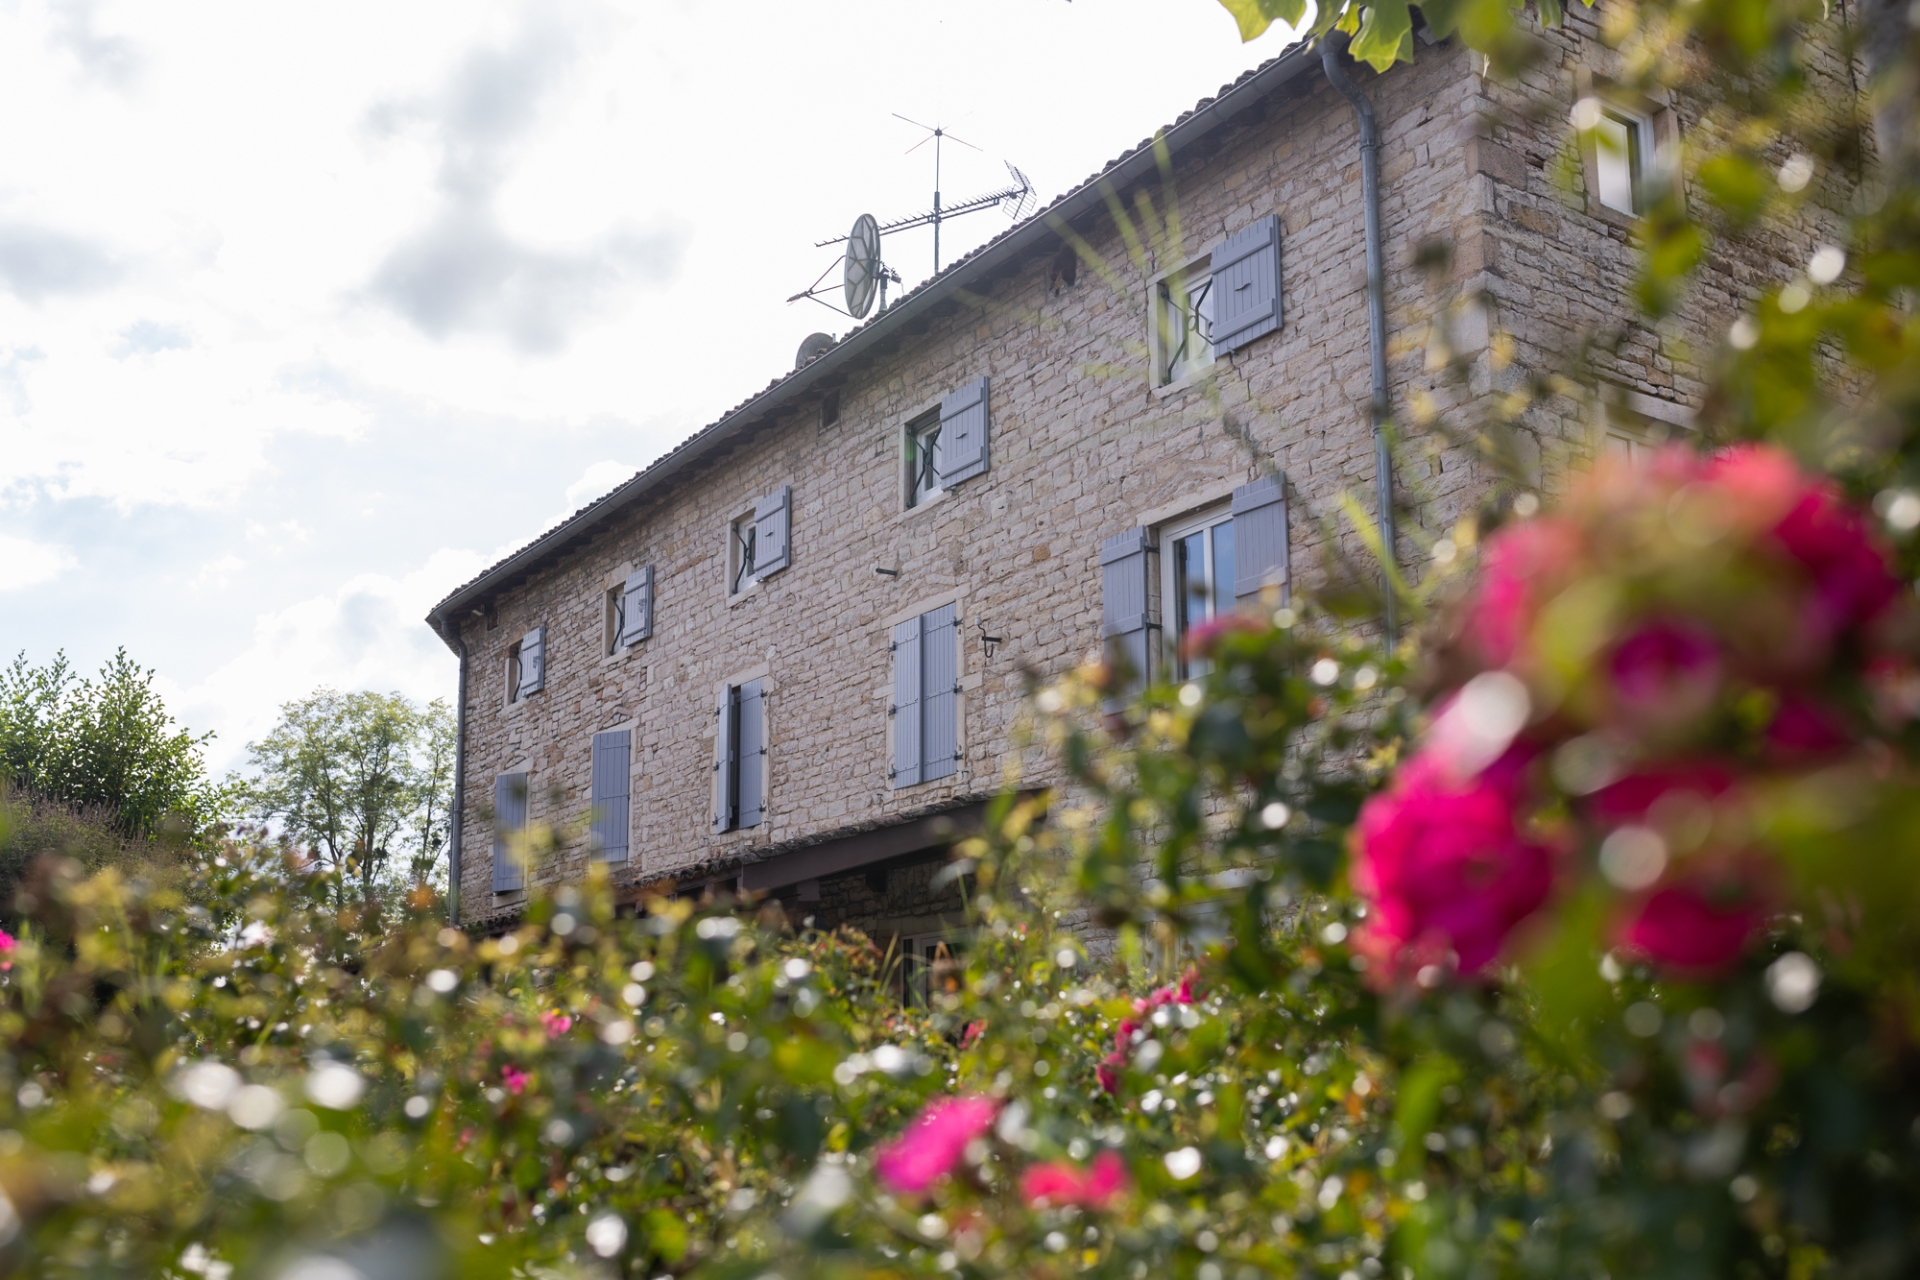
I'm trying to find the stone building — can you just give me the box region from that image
[425,18,1853,962]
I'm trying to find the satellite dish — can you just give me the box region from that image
[795,332,835,370]
[843,213,882,318]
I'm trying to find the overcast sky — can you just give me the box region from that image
[0,0,1296,774]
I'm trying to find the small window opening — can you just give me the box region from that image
[1155,269,1215,386]
[1162,504,1235,679]
[604,586,624,657]
[905,414,943,509]
[730,514,759,594]
[1593,105,1654,215]
[506,640,524,703]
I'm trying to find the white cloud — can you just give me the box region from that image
[0,533,76,590]
[188,553,246,593]
[171,547,486,775]
[563,458,636,514]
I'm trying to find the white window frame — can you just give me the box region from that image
[1592,384,1698,464]
[603,583,626,658]
[1148,251,1216,390]
[1576,77,1679,223]
[904,410,944,510]
[901,929,967,1006]
[1158,501,1235,680]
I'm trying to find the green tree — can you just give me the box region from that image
[0,649,228,841]
[242,689,453,900]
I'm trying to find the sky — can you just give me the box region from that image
[0,0,1297,776]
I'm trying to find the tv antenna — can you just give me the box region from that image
[786,118,1034,319]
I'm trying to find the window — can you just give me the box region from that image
[491,771,528,892]
[506,626,545,704]
[590,729,631,863]
[891,603,959,787]
[1152,263,1214,386]
[714,679,766,832]
[905,413,943,509]
[1161,504,1235,679]
[902,932,967,1006]
[728,487,791,595]
[606,568,652,655]
[1576,93,1674,219]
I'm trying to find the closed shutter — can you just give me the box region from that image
[737,679,766,828]
[1210,215,1283,355]
[492,772,527,891]
[1100,528,1156,694]
[936,377,990,487]
[620,567,653,647]
[1231,474,1290,606]
[753,486,791,579]
[891,615,923,787]
[519,626,546,695]
[713,688,737,832]
[922,602,958,782]
[590,730,631,863]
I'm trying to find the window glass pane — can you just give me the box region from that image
[1160,275,1215,385]
[1212,519,1235,617]
[1594,111,1638,214]
[908,422,942,507]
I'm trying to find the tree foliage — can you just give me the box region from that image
[0,649,228,842]
[242,691,455,900]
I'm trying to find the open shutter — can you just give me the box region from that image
[936,377,990,488]
[492,772,527,891]
[922,602,958,783]
[714,688,737,832]
[1100,528,1155,697]
[620,567,653,647]
[590,730,631,863]
[736,679,766,828]
[1210,215,1283,355]
[753,487,791,580]
[890,615,923,787]
[1231,474,1290,606]
[519,626,546,695]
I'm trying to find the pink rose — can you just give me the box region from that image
[501,1065,529,1096]
[1020,1150,1130,1210]
[1619,870,1769,973]
[1605,620,1722,727]
[540,1010,573,1039]
[1769,483,1900,640]
[1465,518,1583,668]
[0,929,13,972]
[1351,748,1555,977]
[873,1096,997,1195]
[1586,762,1736,825]
[1096,1061,1120,1095]
[1182,613,1264,660]
[1763,692,1850,757]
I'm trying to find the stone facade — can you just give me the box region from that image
[430,16,1858,938]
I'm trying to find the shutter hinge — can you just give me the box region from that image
[953,683,963,694]
[888,706,896,717]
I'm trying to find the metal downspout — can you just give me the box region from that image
[1321,34,1399,640]
[436,617,468,926]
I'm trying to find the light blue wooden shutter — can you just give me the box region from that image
[590,730,631,863]
[737,679,766,828]
[891,615,923,787]
[620,567,653,647]
[519,626,546,695]
[922,602,958,782]
[753,487,791,579]
[1210,215,1282,355]
[1231,474,1289,606]
[492,772,527,891]
[714,689,736,832]
[1100,528,1155,696]
[936,377,990,487]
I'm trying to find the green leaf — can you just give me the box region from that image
[1213,0,1310,40]
[1350,0,1415,69]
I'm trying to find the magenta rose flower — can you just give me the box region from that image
[1587,761,1737,825]
[874,1095,997,1195]
[1763,692,1850,757]
[1351,748,1555,977]
[1020,1150,1130,1210]
[1618,863,1770,973]
[1605,619,1722,728]
[1769,483,1901,641]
